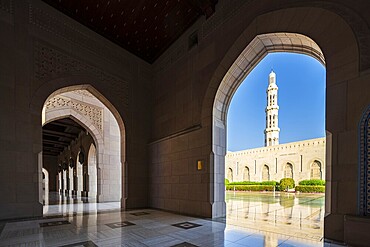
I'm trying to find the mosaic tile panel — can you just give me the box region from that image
[172,222,202,230]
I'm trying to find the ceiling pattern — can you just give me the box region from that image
[43,0,218,63]
[43,118,86,156]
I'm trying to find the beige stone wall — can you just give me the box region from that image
[1,0,370,245]
[225,138,325,183]
[0,0,150,220]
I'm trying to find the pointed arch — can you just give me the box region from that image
[262,165,270,181]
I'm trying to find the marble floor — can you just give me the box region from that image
[0,192,345,247]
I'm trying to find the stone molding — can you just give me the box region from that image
[34,41,129,108]
[45,95,103,132]
[74,90,94,98]
[359,105,370,216]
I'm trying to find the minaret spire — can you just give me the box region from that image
[264,70,280,146]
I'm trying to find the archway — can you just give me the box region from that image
[284,163,294,179]
[87,144,97,198]
[243,166,250,181]
[40,85,125,215]
[227,168,233,182]
[311,160,322,180]
[42,168,49,205]
[209,33,326,217]
[262,165,270,181]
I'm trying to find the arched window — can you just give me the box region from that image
[243,166,250,181]
[310,160,322,180]
[227,168,233,182]
[284,163,293,179]
[262,165,270,181]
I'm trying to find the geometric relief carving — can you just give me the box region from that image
[74,90,94,98]
[359,105,370,216]
[34,42,129,108]
[0,0,12,14]
[45,96,102,132]
[29,5,130,69]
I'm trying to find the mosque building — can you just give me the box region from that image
[225,71,325,183]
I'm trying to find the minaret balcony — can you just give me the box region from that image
[265,106,279,111]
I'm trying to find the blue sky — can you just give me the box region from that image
[227,53,326,151]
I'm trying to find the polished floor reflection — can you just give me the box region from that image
[43,192,121,216]
[0,192,343,246]
[225,191,325,241]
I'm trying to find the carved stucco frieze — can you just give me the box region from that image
[34,42,129,108]
[45,95,103,132]
[29,4,131,69]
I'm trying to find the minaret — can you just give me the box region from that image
[264,70,280,146]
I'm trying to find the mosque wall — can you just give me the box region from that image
[225,138,326,183]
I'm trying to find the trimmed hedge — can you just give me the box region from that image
[225,185,275,191]
[295,185,325,193]
[299,179,325,186]
[225,178,230,185]
[279,178,295,191]
[228,181,278,186]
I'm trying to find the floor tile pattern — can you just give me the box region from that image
[61,240,98,247]
[171,242,199,247]
[105,221,135,229]
[130,212,150,216]
[40,220,71,227]
[172,222,202,230]
[0,209,346,247]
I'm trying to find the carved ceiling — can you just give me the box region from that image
[43,118,86,156]
[42,0,218,63]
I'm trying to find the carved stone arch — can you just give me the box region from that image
[43,108,104,152]
[284,163,294,179]
[262,165,270,181]
[243,166,250,181]
[359,105,370,216]
[202,5,361,218]
[227,168,233,182]
[310,160,322,180]
[34,82,126,206]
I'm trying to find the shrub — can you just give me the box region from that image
[225,178,230,185]
[298,179,325,186]
[279,178,295,191]
[295,185,325,193]
[228,181,278,186]
[225,185,275,191]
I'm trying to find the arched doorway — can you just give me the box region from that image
[227,168,233,182]
[262,165,270,181]
[243,166,250,181]
[206,33,326,218]
[284,163,294,179]
[310,160,322,180]
[87,144,97,198]
[41,86,125,215]
[42,168,49,205]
